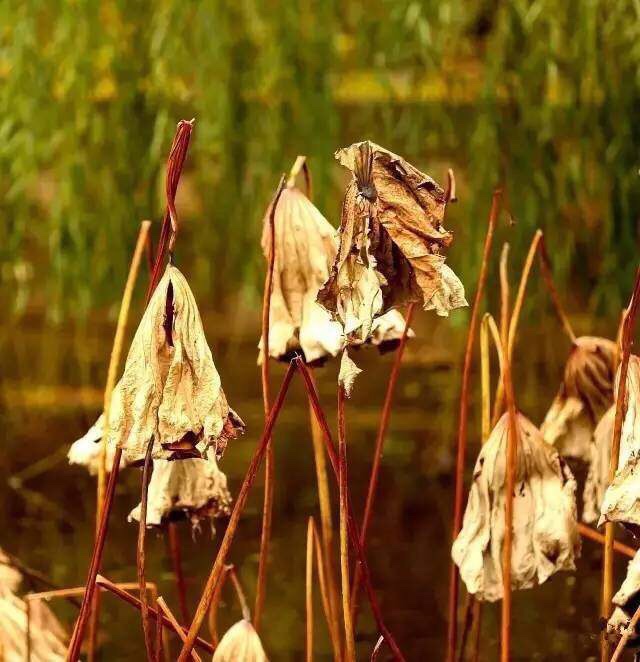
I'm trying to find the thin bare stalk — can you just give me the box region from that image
[89,220,151,661]
[26,593,31,662]
[351,304,415,621]
[446,189,502,662]
[138,439,155,660]
[337,384,356,662]
[307,369,341,660]
[601,269,640,662]
[95,575,214,655]
[227,565,251,622]
[254,176,287,631]
[309,517,341,657]
[306,518,315,662]
[177,363,296,662]
[207,565,231,646]
[499,243,510,352]
[68,120,194,662]
[610,600,640,662]
[158,598,202,662]
[297,359,406,662]
[167,523,190,623]
[577,523,635,559]
[154,591,164,662]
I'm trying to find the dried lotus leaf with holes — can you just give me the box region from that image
[451,412,579,602]
[0,548,67,661]
[258,180,412,364]
[541,336,616,462]
[108,264,245,465]
[583,404,615,524]
[598,355,640,533]
[606,549,640,642]
[67,414,125,475]
[212,619,268,662]
[317,140,466,344]
[128,452,232,529]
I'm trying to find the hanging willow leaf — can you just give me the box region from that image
[317,140,466,343]
[127,453,232,529]
[541,336,616,462]
[452,412,579,602]
[107,264,244,465]
[259,174,410,364]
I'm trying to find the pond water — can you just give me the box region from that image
[0,305,633,661]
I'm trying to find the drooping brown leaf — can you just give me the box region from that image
[583,404,615,524]
[128,452,232,529]
[317,141,466,343]
[338,349,362,398]
[541,336,616,462]
[259,176,411,364]
[451,412,579,602]
[107,264,244,465]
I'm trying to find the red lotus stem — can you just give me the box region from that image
[167,523,190,624]
[351,303,415,620]
[176,362,296,661]
[296,358,406,662]
[254,176,287,630]
[446,189,502,662]
[137,439,155,660]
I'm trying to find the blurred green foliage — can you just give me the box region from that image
[1,0,639,319]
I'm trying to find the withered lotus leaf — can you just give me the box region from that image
[338,349,362,398]
[212,620,268,662]
[598,355,640,532]
[0,548,67,661]
[317,141,466,343]
[606,549,640,641]
[259,177,411,364]
[128,452,232,528]
[452,412,579,602]
[108,264,244,466]
[582,404,615,524]
[68,414,125,475]
[541,336,616,462]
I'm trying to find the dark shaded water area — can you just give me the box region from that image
[0,304,635,660]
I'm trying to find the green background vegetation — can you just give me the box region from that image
[2,0,639,320]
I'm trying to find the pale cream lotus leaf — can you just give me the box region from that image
[541,336,616,461]
[67,414,125,475]
[451,412,579,602]
[128,452,231,528]
[583,405,615,524]
[107,264,244,465]
[318,140,466,343]
[598,355,640,531]
[0,549,66,662]
[606,549,640,640]
[212,620,268,662]
[338,350,362,398]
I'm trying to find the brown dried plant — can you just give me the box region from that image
[541,336,616,462]
[318,141,465,344]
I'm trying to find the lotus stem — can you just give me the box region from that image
[306,518,315,662]
[601,268,640,662]
[499,243,510,353]
[176,362,296,662]
[297,358,406,662]
[309,517,341,658]
[254,175,287,631]
[137,439,156,660]
[351,304,415,622]
[158,598,202,662]
[577,523,635,559]
[337,385,357,662]
[167,523,190,623]
[94,576,214,655]
[207,565,231,646]
[446,188,502,662]
[89,220,151,660]
[307,372,342,660]
[287,155,313,198]
[226,565,251,622]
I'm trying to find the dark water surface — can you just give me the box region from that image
[0,306,633,660]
